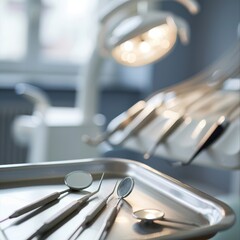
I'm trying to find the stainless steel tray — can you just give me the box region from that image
[0,158,235,240]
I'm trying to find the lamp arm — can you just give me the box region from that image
[75,47,104,123]
[15,83,51,114]
[100,0,199,24]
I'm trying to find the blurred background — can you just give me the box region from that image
[0,0,239,238]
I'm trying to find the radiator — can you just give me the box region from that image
[0,102,32,164]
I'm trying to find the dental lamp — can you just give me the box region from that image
[78,0,199,122]
[98,0,199,66]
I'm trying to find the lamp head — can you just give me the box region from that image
[99,0,199,67]
[106,12,189,66]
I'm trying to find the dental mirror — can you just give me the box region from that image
[96,177,135,240]
[64,170,93,190]
[133,209,198,226]
[133,209,165,223]
[117,176,135,198]
[0,170,93,223]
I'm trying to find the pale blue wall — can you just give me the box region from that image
[152,0,240,90]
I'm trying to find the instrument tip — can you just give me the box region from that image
[0,217,8,224]
[171,162,183,167]
[143,153,150,160]
[81,134,103,146]
[81,134,92,144]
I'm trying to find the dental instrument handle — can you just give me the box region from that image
[83,189,115,226]
[82,129,117,146]
[144,114,184,159]
[1,190,68,222]
[116,105,157,145]
[96,199,122,240]
[68,198,110,240]
[83,101,145,145]
[30,195,91,239]
[68,181,118,240]
[174,117,229,166]
[84,199,108,226]
[39,200,83,234]
[105,100,146,136]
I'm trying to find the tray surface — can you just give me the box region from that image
[0,158,235,240]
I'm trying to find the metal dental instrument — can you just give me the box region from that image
[113,91,198,146]
[144,62,240,160]
[110,85,197,146]
[173,101,240,166]
[143,112,185,160]
[0,170,93,224]
[95,177,134,240]
[111,84,205,146]
[27,173,104,240]
[111,65,238,147]
[67,181,118,240]
[143,76,230,160]
[133,209,199,227]
[114,104,160,145]
[82,101,146,145]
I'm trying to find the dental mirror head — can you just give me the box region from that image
[64,170,93,191]
[133,208,199,226]
[133,209,165,223]
[117,176,134,198]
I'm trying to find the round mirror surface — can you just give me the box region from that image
[117,176,134,198]
[64,170,93,190]
[133,209,165,221]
